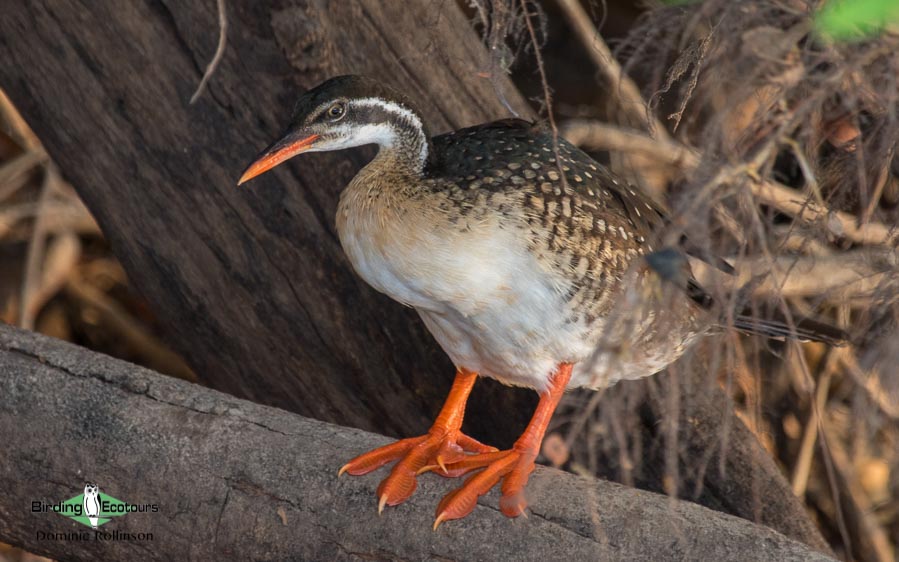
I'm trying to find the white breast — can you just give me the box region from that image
[335,186,696,393]
[337,188,592,388]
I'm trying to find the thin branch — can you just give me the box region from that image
[562,119,696,167]
[563,119,899,247]
[822,416,895,562]
[190,0,228,104]
[22,232,81,324]
[837,347,899,420]
[0,149,46,202]
[753,180,897,246]
[519,0,560,140]
[520,0,570,195]
[791,363,833,496]
[64,271,197,382]
[17,167,54,329]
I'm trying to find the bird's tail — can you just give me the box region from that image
[643,248,849,346]
[731,314,848,346]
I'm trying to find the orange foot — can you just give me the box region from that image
[338,369,496,511]
[425,363,573,528]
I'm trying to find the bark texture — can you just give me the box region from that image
[0,0,828,553]
[0,325,835,561]
[0,0,535,439]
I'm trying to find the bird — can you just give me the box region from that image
[83,483,101,529]
[237,75,846,528]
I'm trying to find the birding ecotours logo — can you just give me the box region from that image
[83,483,101,528]
[33,483,159,529]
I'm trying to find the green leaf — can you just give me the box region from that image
[815,0,899,41]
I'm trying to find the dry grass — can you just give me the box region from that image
[0,91,195,383]
[506,1,898,560]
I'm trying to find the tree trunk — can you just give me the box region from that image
[0,325,834,561]
[0,0,540,442]
[0,0,829,553]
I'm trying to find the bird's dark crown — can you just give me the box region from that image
[288,75,427,130]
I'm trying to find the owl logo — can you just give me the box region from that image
[83,483,101,529]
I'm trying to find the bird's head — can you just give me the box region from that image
[238,75,431,185]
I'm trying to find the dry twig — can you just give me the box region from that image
[792,362,833,496]
[554,0,669,140]
[563,119,899,247]
[64,271,197,382]
[822,417,895,562]
[16,168,55,330]
[189,0,228,104]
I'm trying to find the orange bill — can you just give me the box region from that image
[237,133,320,185]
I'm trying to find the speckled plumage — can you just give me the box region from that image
[336,116,702,391]
[428,119,660,324]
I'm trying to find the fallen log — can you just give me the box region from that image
[0,325,835,561]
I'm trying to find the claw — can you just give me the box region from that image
[436,455,448,474]
[500,491,529,518]
[433,513,447,531]
[338,464,349,477]
[378,494,388,515]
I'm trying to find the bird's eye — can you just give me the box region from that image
[327,103,346,120]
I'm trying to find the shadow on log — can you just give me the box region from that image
[0,326,834,561]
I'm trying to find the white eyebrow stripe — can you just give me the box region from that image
[354,98,423,129]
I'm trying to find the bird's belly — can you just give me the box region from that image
[339,211,575,387]
[419,300,699,392]
[338,200,555,312]
[337,201,698,392]
[417,295,578,391]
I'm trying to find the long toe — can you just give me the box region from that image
[425,450,510,478]
[499,454,536,517]
[341,429,499,512]
[339,436,427,476]
[456,434,499,454]
[376,435,447,506]
[433,451,520,526]
[376,465,421,508]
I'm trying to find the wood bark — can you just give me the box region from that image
[0,325,835,561]
[0,0,539,440]
[0,0,829,553]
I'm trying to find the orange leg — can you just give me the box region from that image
[430,362,573,528]
[339,368,496,512]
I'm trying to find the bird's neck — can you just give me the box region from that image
[370,135,429,177]
[352,97,433,177]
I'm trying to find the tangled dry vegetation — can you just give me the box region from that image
[507,1,898,560]
[1,0,897,560]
